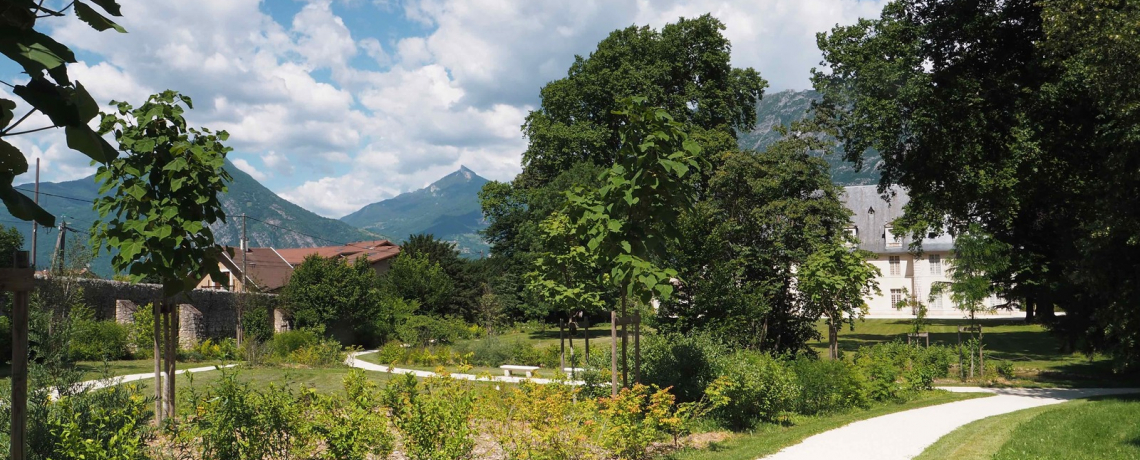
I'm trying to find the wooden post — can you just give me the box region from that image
[165,301,177,418]
[633,310,640,384]
[5,251,32,460]
[154,302,163,422]
[620,294,628,389]
[610,311,618,396]
[559,319,566,371]
[583,316,590,363]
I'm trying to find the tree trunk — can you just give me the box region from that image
[828,322,839,360]
[153,302,163,423]
[620,290,628,390]
[164,299,177,419]
[1024,295,1035,322]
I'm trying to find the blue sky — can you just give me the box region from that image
[5,0,888,217]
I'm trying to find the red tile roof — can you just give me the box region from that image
[220,240,401,292]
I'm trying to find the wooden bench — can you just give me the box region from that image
[500,365,540,377]
[562,368,585,374]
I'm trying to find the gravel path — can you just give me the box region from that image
[49,364,238,400]
[346,350,585,385]
[760,386,1140,460]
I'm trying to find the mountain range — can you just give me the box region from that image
[0,89,879,275]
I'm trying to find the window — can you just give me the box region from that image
[929,254,942,275]
[890,289,904,308]
[932,293,944,309]
[844,227,858,247]
[885,225,902,248]
[889,256,901,276]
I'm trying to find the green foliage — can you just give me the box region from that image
[184,338,239,361]
[789,358,869,415]
[382,252,453,316]
[267,328,319,358]
[309,371,394,460]
[396,314,473,346]
[455,336,545,367]
[800,239,882,359]
[852,342,955,400]
[69,319,130,361]
[660,134,852,354]
[0,224,24,267]
[712,351,799,429]
[997,360,1016,380]
[0,2,124,227]
[564,96,704,316]
[525,210,608,318]
[930,224,1011,321]
[91,90,231,297]
[519,14,765,186]
[482,381,600,460]
[382,373,476,460]
[640,332,727,403]
[597,384,678,460]
[127,304,154,359]
[283,254,386,345]
[813,0,1140,368]
[240,302,274,343]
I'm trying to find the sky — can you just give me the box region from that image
[4,0,888,218]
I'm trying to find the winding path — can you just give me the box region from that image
[345,350,585,385]
[760,386,1140,460]
[49,364,239,400]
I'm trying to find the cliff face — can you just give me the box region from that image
[737,89,882,186]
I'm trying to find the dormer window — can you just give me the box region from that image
[885,225,902,248]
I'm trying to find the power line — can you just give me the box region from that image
[13,187,97,204]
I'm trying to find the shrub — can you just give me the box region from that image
[241,305,274,343]
[268,329,320,358]
[457,337,542,367]
[128,304,154,359]
[997,360,1016,379]
[376,341,410,365]
[309,370,394,460]
[597,384,674,460]
[640,332,727,403]
[185,338,239,361]
[852,342,955,398]
[289,338,344,367]
[482,381,599,459]
[397,315,471,345]
[382,373,476,460]
[790,357,868,415]
[69,320,130,361]
[712,350,799,429]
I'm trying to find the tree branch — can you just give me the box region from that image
[1,125,57,136]
[2,109,38,135]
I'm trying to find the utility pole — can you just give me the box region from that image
[30,159,38,269]
[237,213,247,346]
[52,218,66,275]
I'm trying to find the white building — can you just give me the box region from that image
[841,186,960,315]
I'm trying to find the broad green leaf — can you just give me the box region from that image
[71,82,99,123]
[0,140,29,175]
[89,0,123,16]
[14,77,79,127]
[66,125,118,163]
[0,99,15,129]
[0,177,54,227]
[74,2,127,33]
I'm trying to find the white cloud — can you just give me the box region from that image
[5,0,887,218]
[231,158,268,181]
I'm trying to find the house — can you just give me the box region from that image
[197,240,401,293]
[841,186,962,315]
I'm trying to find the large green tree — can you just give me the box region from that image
[659,127,853,354]
[800,240,881,360]
[283,255,385,345]
[812,0,1140,366]
[519,14,764,187]
[0,0,124,226]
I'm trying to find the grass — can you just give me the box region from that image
[916,394,1140,460]
[124,363,394,396]
[813,318,1134,386]
[354,351,503,376]
[668,391,992,460]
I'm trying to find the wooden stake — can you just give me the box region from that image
[154,302,163,422]
[9,251,31,460]
[610,311,618,396]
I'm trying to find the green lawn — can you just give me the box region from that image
[354,351,504,376]
[668,391,992,460]
[917,395,1140,460]
[459,322,625,351]
[813,318,1130,386]
[124,364,394,396]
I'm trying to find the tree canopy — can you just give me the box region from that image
[812,0,1140,366]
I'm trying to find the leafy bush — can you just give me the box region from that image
[268,329,320,358]
[382,373,476,460]
[597,384,676,460]
[790,357,868,415]
[640,332,727,402]
[376,341,410,364]
[456,336,543,367]
[69,320,130,361]
[397,315,472,345]
[241,304,275,343]
[289,338,344,367]
[184,338,239,361]
[712,350,799,429]
[481,381,599,459]
[997,360,1016,379]
[128,304,155,359]
[852,342,955,399]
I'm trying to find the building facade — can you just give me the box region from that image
[842,186,958,315]
[197,240,401,293]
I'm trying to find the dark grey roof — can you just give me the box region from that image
[841,185,955,254]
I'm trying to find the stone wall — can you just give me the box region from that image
[33,276,278,341]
